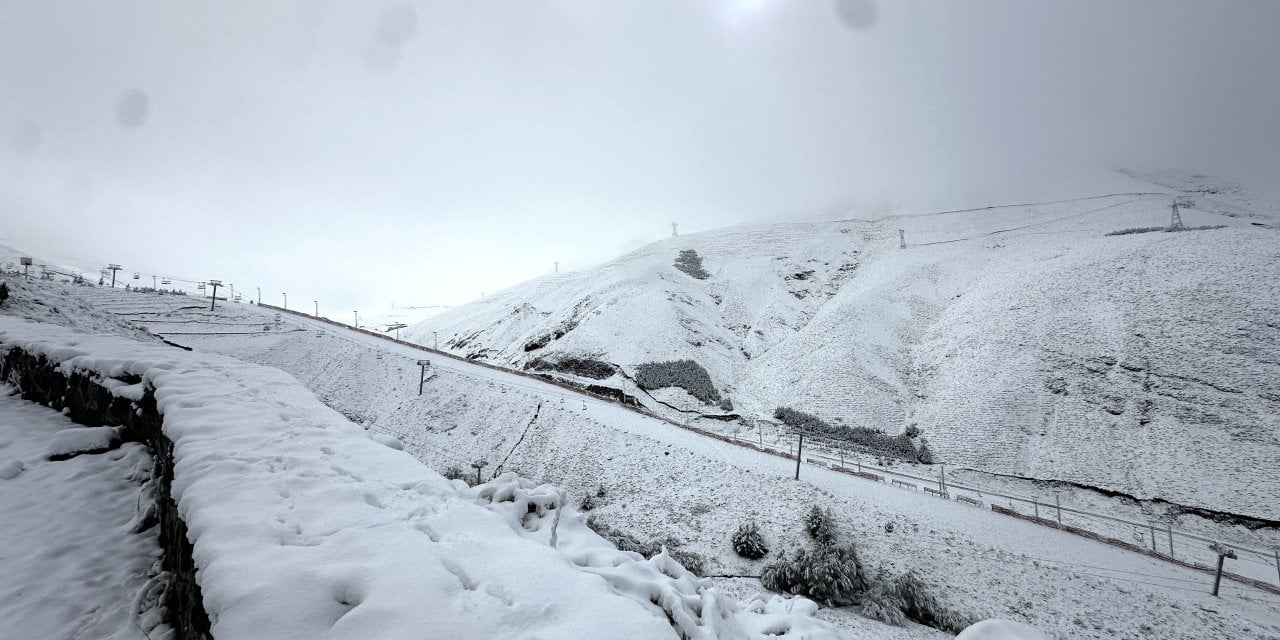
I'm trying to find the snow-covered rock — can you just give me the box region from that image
[47,426,121,459]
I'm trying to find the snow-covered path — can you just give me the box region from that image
[0,390,164,640]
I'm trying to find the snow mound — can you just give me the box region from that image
[47,426,121,459]
[955,618,1050,640]
[0,459,24,479]
[462,473,842,640]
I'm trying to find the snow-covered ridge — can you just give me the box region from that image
[0,316,840,640]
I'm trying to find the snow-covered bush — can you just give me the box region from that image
[731,521,769,559]
[579,493,596,511]
[674,249,711,279]
[917,439,936,464]
[761,543,868,606]
[527,356,616,380]
[894,571,970,632]
[586,516,706,575]
[635,359,722,404]
[774,406,922,462]
[804,505,837,544]
[0,281,8,304]
[858,582,907,626]
[442,465,467,481]
[718,396,734,411]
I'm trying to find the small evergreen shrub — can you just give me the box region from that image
[0,281,8,304]
[673,249,711,279]
[761,543,868,606]
[586,516,704,576]
[579,493,596,511]
[731,521,769,559]
[442,465,466,481]
[635,360,721,404]
[805,505,837,544]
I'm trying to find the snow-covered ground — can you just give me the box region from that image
[404,173,1280,526]
[0,389,167,639]
[23,275,1280,639]
[0,311,851,639]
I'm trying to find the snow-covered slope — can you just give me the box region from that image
[406,175,1280,522]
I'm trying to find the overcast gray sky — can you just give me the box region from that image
[2,0,1277,317]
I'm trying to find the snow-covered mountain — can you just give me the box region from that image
[407,172,1280,521]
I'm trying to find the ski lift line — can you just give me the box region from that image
[834,191,1170,224]
[912,198,1147,247]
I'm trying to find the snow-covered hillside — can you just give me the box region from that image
[9,274,1279,639]
[406,174,1280,523]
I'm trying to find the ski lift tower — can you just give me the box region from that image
[207,279,222,311]
[386,322,408,340]
[1171,197,1193,230]
[106,263,121,288]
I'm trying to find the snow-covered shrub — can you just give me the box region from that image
[916,439,936,464]
[894,571,970,632]
[585,516,704,574]
[718,396,734,411]
[804,505,836,544]
[955,619,1050,640]
[731,521,769,559]
[761,543,868,606]
[774,406,922,462]
[0,281,8,304]
[674,249,711,279]
[442,465,466,481]
[635,359,722,404]
[527,356,616,380]
[858,582,907,626]
[579,493,596,511]
[1104,226,1167,236]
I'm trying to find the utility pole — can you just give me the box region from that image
[283,292,287,310]
[899,229,906,249]
[1055,492,1063,527]
[939,463,948,496]
[108,264,121,288]
[1209,543,1237,596]
[152,275,157,290]
[433,331,438,350]
[794,434,804,480]
[208,280,222,311]
[417,359,431,395]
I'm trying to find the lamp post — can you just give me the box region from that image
[353,311,359,328]
[283,292,288,310]
[314,301,318,317]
